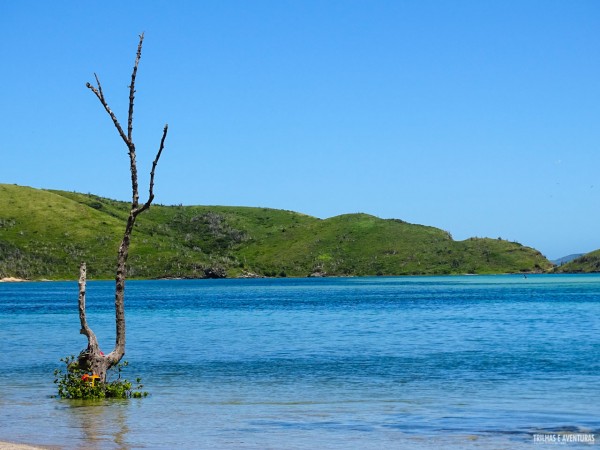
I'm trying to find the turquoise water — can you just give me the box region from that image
[1,275,599,449]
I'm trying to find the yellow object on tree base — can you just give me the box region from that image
[81,373,101,386]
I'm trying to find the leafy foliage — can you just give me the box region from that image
[53,355,148,400]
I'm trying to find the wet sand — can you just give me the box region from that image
[0,443,47,450]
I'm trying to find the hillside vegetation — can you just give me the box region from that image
[0,184,553,280]
[554,250,600,273]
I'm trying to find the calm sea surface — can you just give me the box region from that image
[0,275,599,449]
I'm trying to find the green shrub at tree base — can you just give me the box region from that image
[54,355,148,400]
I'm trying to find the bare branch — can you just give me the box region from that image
[86,80,130,147]
[78,262,99,351]
[86,34,146,208]
[126,33,145,208]
[94,73,104,101]
[149,124,168,198]
[136,124,168,215]
[128,33,144,143]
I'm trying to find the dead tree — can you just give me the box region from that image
[77,33,168,381]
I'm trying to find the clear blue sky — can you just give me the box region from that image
[1,1,599,260]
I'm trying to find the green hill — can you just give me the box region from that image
[554,250,600,273]
[0,184,553,280]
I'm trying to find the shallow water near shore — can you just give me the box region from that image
[1,275,599,449]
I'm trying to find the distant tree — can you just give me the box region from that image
[77,33,168,381]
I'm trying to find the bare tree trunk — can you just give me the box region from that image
[77,33,168,381]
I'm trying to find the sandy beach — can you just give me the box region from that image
[0,278,27,283]
[0,442,47,450]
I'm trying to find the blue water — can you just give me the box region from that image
[1,275,599,449]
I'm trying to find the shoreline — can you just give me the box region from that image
[0,272,587,284]
[0,442,47,450]
[0,277,28,283]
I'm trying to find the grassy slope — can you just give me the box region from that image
[238,213,551,276]
[0,185,123,278]
[0,184,553,279]
[554,250,600,273]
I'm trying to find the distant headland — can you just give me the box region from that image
[0,183,594,280]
